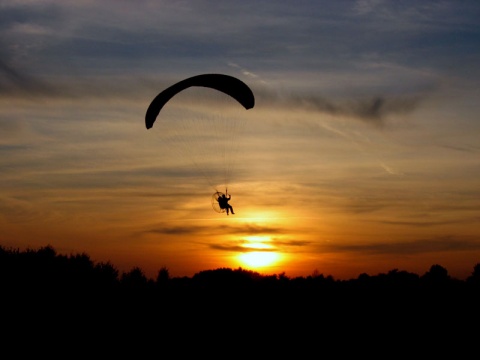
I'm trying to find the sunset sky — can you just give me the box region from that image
[1,0,479,280]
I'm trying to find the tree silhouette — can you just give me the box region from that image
[422,264,449,283]
[467,263,480,285]
[1,245,478,350]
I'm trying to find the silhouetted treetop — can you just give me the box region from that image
[1,244,479,301]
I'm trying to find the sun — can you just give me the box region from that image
[239,251,280,268]
[236,235,282,269]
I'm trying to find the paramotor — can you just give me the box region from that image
[145,73,255,209]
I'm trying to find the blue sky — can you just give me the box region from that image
[1,0,480,279]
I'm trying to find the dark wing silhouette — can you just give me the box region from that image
[145,73,255,129]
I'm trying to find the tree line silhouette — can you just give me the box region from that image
[2,244,479,347]
[2,244,479,302]
[2,244,480,289]
[0,245,480,332]
[3,243,477,355]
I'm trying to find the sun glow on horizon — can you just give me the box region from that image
[236,235,282,269]
[239,251,280,268]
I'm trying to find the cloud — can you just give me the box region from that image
[146,226,200,236]
[271,238,312,247]
[375,218,480,227]
[256,85,424,127]
[319,235,480,255]
[0,59,55,95]
[0,116,25,139]
[441,144,480,153]
[209,243,266,253]
[208,236,311,253]
[145,222,287,237]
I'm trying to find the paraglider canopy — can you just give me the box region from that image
[145,73,255,129]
